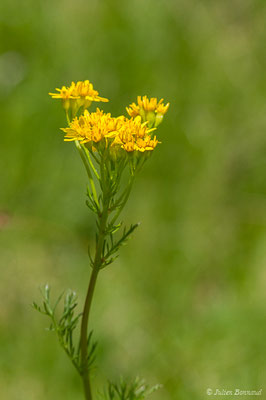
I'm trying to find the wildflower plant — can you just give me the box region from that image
[34,80,169,400]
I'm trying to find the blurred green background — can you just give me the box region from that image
[1,0,266,399]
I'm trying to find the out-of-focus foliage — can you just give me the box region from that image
[0,1,266,399]
[102,378,161,400]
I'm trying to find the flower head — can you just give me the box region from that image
[49,80,108,114]
[112,116,158,153]
[62,109,122,144]
[126,96,169,127]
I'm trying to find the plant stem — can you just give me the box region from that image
[80,205,109,400]
[82,144,100,180]
[75,141,99,209]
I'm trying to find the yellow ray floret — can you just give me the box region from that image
[49,80,109,103]
[126,95,169,118]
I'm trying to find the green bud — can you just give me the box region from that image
[155,113,164,127]
[146,111,156,127]
[70,98,79,118]
[76,97,85,109]
[139,108,146,121]
[84,99,92,110]
[109,145,119,162]
[62,98,70,112]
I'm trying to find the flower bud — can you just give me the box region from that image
[84,99,92,110]
[139,108,146,121]
[109,145,119,162]
[155,113,164,127]
[146,111,156,127]
[70,99,79,117]
[76,97,85,109]
[62,98,70,112]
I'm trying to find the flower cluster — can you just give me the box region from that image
[62,110,158,153]
[112,116,158,153]
[50,80,169,155]
[126,95,170,127]
[49,80,108,114]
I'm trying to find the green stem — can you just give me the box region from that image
[75,141,99,209]
[82,145,100,180]
[80,205,109,400]
[65,111,71,125]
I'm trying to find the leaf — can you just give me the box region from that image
[33,285,87,376]
[103,223,139,265]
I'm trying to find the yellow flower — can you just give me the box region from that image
[49,85,78,100]
[112,116,159,152]
[126,96,169,127]
[49,80,109,114]
[61,109,122,145]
